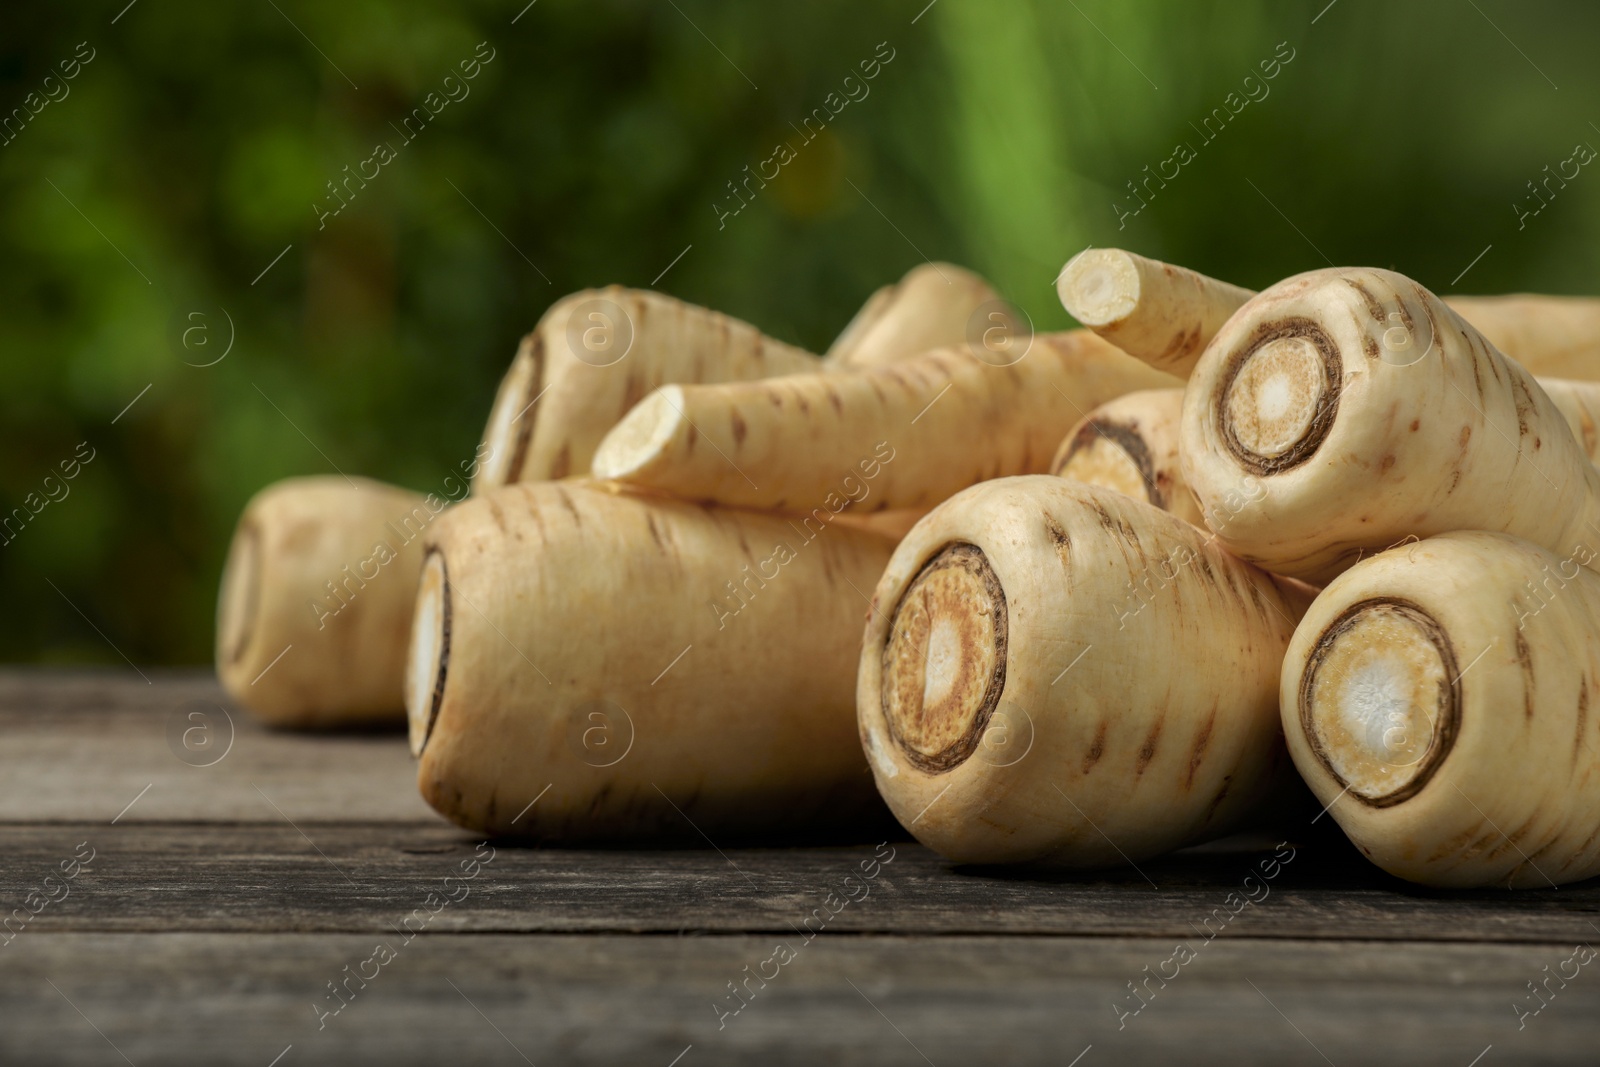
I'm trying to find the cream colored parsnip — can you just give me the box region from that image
[1446,295,1600,382]
[832,510,929,541]
[1541,377,1600,462]
[407,481,895,840]
[1282,531,1600,888]
[1051,388,1206,527]
[825,262,1011,370]
[592,331,1178,514]
[1053,379,1600,531]
[1057,248,1600,381]
[473,288,818,492]
[217,476,438,727]
[857,477,1311,867]
[1180,267,1600,584]
[1057,249,1253,377]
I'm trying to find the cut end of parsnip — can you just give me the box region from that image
[1217,320,1340,474]
[880,543,1009,774]
[406,550,451,757]
[1056,421,1158,509]
[591,386,686,482]
[477,337,542,490]
[1057,249,1141,328]
[1300,598,1458,806]
[216,522,261,666]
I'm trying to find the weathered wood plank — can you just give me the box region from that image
[1,824,1595,943]
[2,932,1595,1066]
[0,669,434,824]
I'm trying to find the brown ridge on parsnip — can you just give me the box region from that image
[421,549,452,757]
[504,332,546,485]
[223,521,259,666]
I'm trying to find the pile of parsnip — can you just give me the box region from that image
[217,250,1600,890]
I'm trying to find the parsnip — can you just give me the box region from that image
[825,262,1012,370]
[591,331,1178,514]
[858,476,1311,867]
[1058,248,1600,381]
[1057,248,1253,377]
[1180,267,1600,584]
[407,481,895,840]
[833,510,929,541]
[1446,295,1600,382]
[473,288,818,492]
[1281,531,1600,888]
[1541,378,1600,462]
[1054,379,1600,528]
[217,476,437,727]
[1050,388,1206,527]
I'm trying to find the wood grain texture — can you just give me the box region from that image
[2,671,1599,1065]
[0,823,1596,943]
[3,933,1596,1066]
[0,669,434,824]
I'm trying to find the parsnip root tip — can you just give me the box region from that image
[407,550,452,757]
[1218,318,1341,474]
[217,521,260,666]
[590,386,685,482]
[1299,597,1459,806]
[1057,249,1141,328]
[880,543,1009,773]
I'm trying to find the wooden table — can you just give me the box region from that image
[2,670,1597,1065]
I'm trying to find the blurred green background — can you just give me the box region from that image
[3,0,1597,666]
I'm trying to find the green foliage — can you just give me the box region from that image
[1,0,1596,665]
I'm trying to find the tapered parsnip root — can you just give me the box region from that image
[1540,378,1600,462]
[408,482,895,840]
[1180,267,1600,584]
[1446,295,1600,382]
[832,510,929,541]
[592,332,1178,514]
[1059,249,1600,381]
[1057,249,1254,377]
[473,288,818,492]
[217,476,438,727]
[1050,388,1206,527]
[1282,531,1600,888]
[857,477,1311,867]
[826,262,1012,370]
[1050,379,1600,527]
